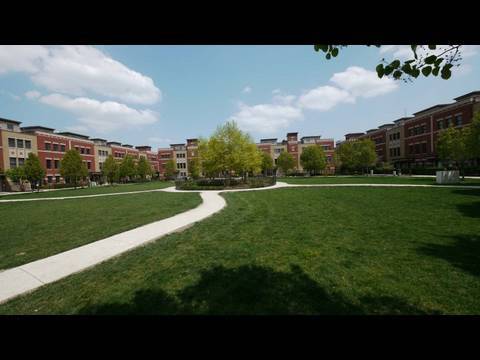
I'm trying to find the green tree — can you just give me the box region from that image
[335,141,356,173]
[276,151,295,175]
[466,111,480,159]
[354,139,377,174]
[260,151,274,175]
[24,153,45,191]
[437,126,470,179]
[60,149,88,188]
[6,166,26,185]
[300,145,326,175]
[198,121,262,181]
[314,45,463,81]
[119,155,137,182]
[137,156,153,181]
[164,159,177,180]
[188,158,201,179]
[102,155,119,185]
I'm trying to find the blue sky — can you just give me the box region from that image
[0,45,478,148]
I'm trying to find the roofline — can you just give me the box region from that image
[0,117,21,125]
[453,90,480,101]
[21,126,55,132]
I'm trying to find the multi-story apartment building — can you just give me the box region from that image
[339,90,480,169]
[257,132,336,174]
[171,143,188,177]
[21,127,95,184]
[92,138,112,176]
[158,148,174,178]
[107,142,139,162]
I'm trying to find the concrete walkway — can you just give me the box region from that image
[1,180,478,304]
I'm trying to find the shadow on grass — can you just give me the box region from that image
[418,235,480,278]
[79,264,436,315]
[450,189,480,218]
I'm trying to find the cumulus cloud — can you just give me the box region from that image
[242,86,252,93]
[38,93,159,133]
[230,102,303,134]
[0,45,161,105]
[25,90,41,99]
[297,85,355,110]
[330,66,398,98]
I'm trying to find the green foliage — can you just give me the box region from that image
[335,139,377,173]
[137,156,153,180]
[300,145,326,175]
[102,155,119,184]
[188,158,201,179]
[260,151,274,175]
[466,111,480,158]
[436,126,471,177]
[119,155,137,181]
[164,159,177,179]
[315,45,462,81]
[23,153,45,186]
[198,121,262,178]
[276,151,295,175]
[6,166,25,184]
[60,149,88,187]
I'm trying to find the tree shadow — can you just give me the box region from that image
[450,189,480,218]
[80,264,437,315]
[418,235,480,278]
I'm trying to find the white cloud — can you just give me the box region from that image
[242,86,252,93]
[38,93,158,133]
[0,45,161,105]
[272,89,281,95]
[330,66,398,98]
[0,45,49,74]
[297,85,355,111]
[272,94,296,105]
[25,90,41,99]
[230,102,303,134]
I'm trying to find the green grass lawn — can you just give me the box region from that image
[1,186,479,315]
[279,175,480,186]
[0,181,174,199]
[0,191,201,270]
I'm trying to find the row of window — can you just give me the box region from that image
[176,153,186,158]
[437,114,463,129]
[74,146,91,155]
[8,138,32,149]
[408,125,427,137]
[98,150,109,157]
[389,147,401,157]
[9,157,24,168]
[408,142,428,155]
[389,132,400,141]
[46,159,61,169]
[177,162,187,169]
[373,137,383,145]
[45,142,66,152]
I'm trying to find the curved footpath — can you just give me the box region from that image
[0,181,478,304]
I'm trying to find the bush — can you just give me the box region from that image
[175,176,276,190]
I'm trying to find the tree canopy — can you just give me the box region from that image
[119,155,137,181]
[300,145,326,175]
[137,156,153,180]
[60,149,88,188]
[24,153,45,189]
[164,159,177,179]
[276,151,295,175]
[314,45,463,81]
[198,121,262,179]
[336,139,377,173]
[188,158,201,179]
[260,151,274,175]
[102,155,119,185]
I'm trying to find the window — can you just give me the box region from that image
[54,160,60,169]
[46,159,52,169]
[47,176,53,183]
[7,123,14,131]
[86,148,90,155]
[274,148,283,154]
[87,161,91,170]
[455,114,463,126]
[177,162,186,169]
[53,143,59,152]
[176,153,185,158]
[437,120,444,130]
[8,138,15,147]
[447,117,453,127]
[55,176,60,183]
[45,142,51,150]
[16,139,24,148]
[80,147,85,154]
[25,140,31,149]
[18,158,25,166]
[99,162,104,170]
[422,143,427,153]
[60,144,66,152]
[415,144,420,154]
[9,157,17,168]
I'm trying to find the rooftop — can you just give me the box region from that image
[56,132,90,140]
[413,104,450,116]
[454,90,480,102]
[21,126,55,133]
[0,117,21,125]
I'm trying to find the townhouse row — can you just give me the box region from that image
[336,90,480,168]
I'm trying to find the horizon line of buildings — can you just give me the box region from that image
[1,90,479,190]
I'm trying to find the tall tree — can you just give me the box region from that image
[24,153,45,191]
[314,45,463,81]
[60,149,88,188]
[466,111,480,159]
[137,156,153,181]
[335,141,356,172]
[119,155,137,182]
[276,151,295,175]
[354,139,377,173]
[188,158,201,179]
[300,145,326,175]
[437,126,470,179]
[5,166,25,185]
[260,151,274,176]
[164,159,177,180]
[102,155,119,185]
